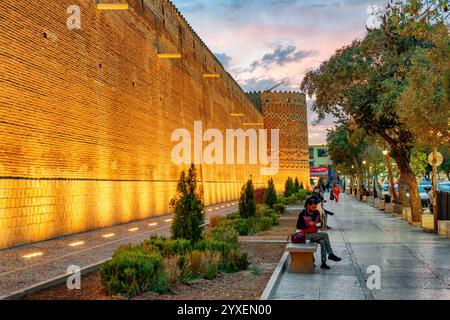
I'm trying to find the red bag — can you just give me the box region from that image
[288,232,306,244]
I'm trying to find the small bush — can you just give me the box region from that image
[249,265,261,276]
[233,218,252,236]
[294,178,300,193]
[239,179,257,218]
[208,222,239,245]
[145,237,191,256]
[185,250,221,280]
[256,204,271,218]
[221,248,249,273]
[170,164,205,243]
[284,177,295,197]
[163,255,182,285]
[273,203,286,214]
[260,216,273,231]
[263,178,277,208]
[100,245,169,298]
[209,215,223,228]
[226,211,241,220]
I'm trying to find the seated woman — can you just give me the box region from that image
[296,197,342,269]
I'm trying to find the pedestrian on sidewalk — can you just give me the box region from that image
[296,197,342,269]
[333,183,340,203]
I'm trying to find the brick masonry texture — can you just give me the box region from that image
[0,0,309,248]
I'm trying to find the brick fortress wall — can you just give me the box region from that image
[0,0,309,248]
[248,91,310,192]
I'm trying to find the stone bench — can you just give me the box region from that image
[286,242,318,274]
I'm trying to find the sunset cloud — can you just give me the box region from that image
[172,0,387,144]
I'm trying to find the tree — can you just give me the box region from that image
[170,164,205,243]
[327,125,368,197]
[264,178,278,209]
[284,177,295,197]
[294,178,300,193]
[396,21,450,226]
[239,179,257,218]
[300,0,447,221]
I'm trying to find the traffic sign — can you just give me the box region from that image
[428,152,443,167]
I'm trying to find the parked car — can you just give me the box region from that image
[418,186,429,207]
[438,182,450,192]
[419,179,432,192]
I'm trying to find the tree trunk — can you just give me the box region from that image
[398,175,409,207]
[385,154,398,204]
[395,156,422,222]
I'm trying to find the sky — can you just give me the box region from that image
[171,0,386,145]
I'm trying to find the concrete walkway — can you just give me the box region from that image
[0,201,238,299]
[272,194,450,300]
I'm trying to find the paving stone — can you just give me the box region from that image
[271,195,450,300]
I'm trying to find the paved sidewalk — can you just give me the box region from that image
[272,194,450,300]
[0,201,238,299]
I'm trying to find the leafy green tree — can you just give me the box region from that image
[301,0,449,221]
[264,178,278,209]
[170,164,205,243]
[239,179,257,218]
[327,125,368,195]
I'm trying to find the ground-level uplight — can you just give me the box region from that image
[382,150,389,156]
[164,219,173,223]
[69,241,84,247]
[23,252,43,259]
[102,233,115,238]
[128,228,139,232]
[148,223,158,227]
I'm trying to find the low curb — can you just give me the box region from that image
[0,259,110,300]
[259,251,289,300]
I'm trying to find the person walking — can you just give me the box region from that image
[333,183,340,203]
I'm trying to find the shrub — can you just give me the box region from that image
[284,177,295,197]
[163,255,182,285]
[209,215,223,228]
[185,250,221,280]
[221,248,249,273]
[208,221,239,245]
[145,237,191,256]
[264,178,278,208]
[226,211,241,220]
[170,164,205,243]
[239,179,256,218]
[233,218,252,236]
[254,187,267,204]
[294,178,300,193]
[100,245,169,298]
[256,204,271,218]
[260,216,273,231]
[273,203,286,214]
